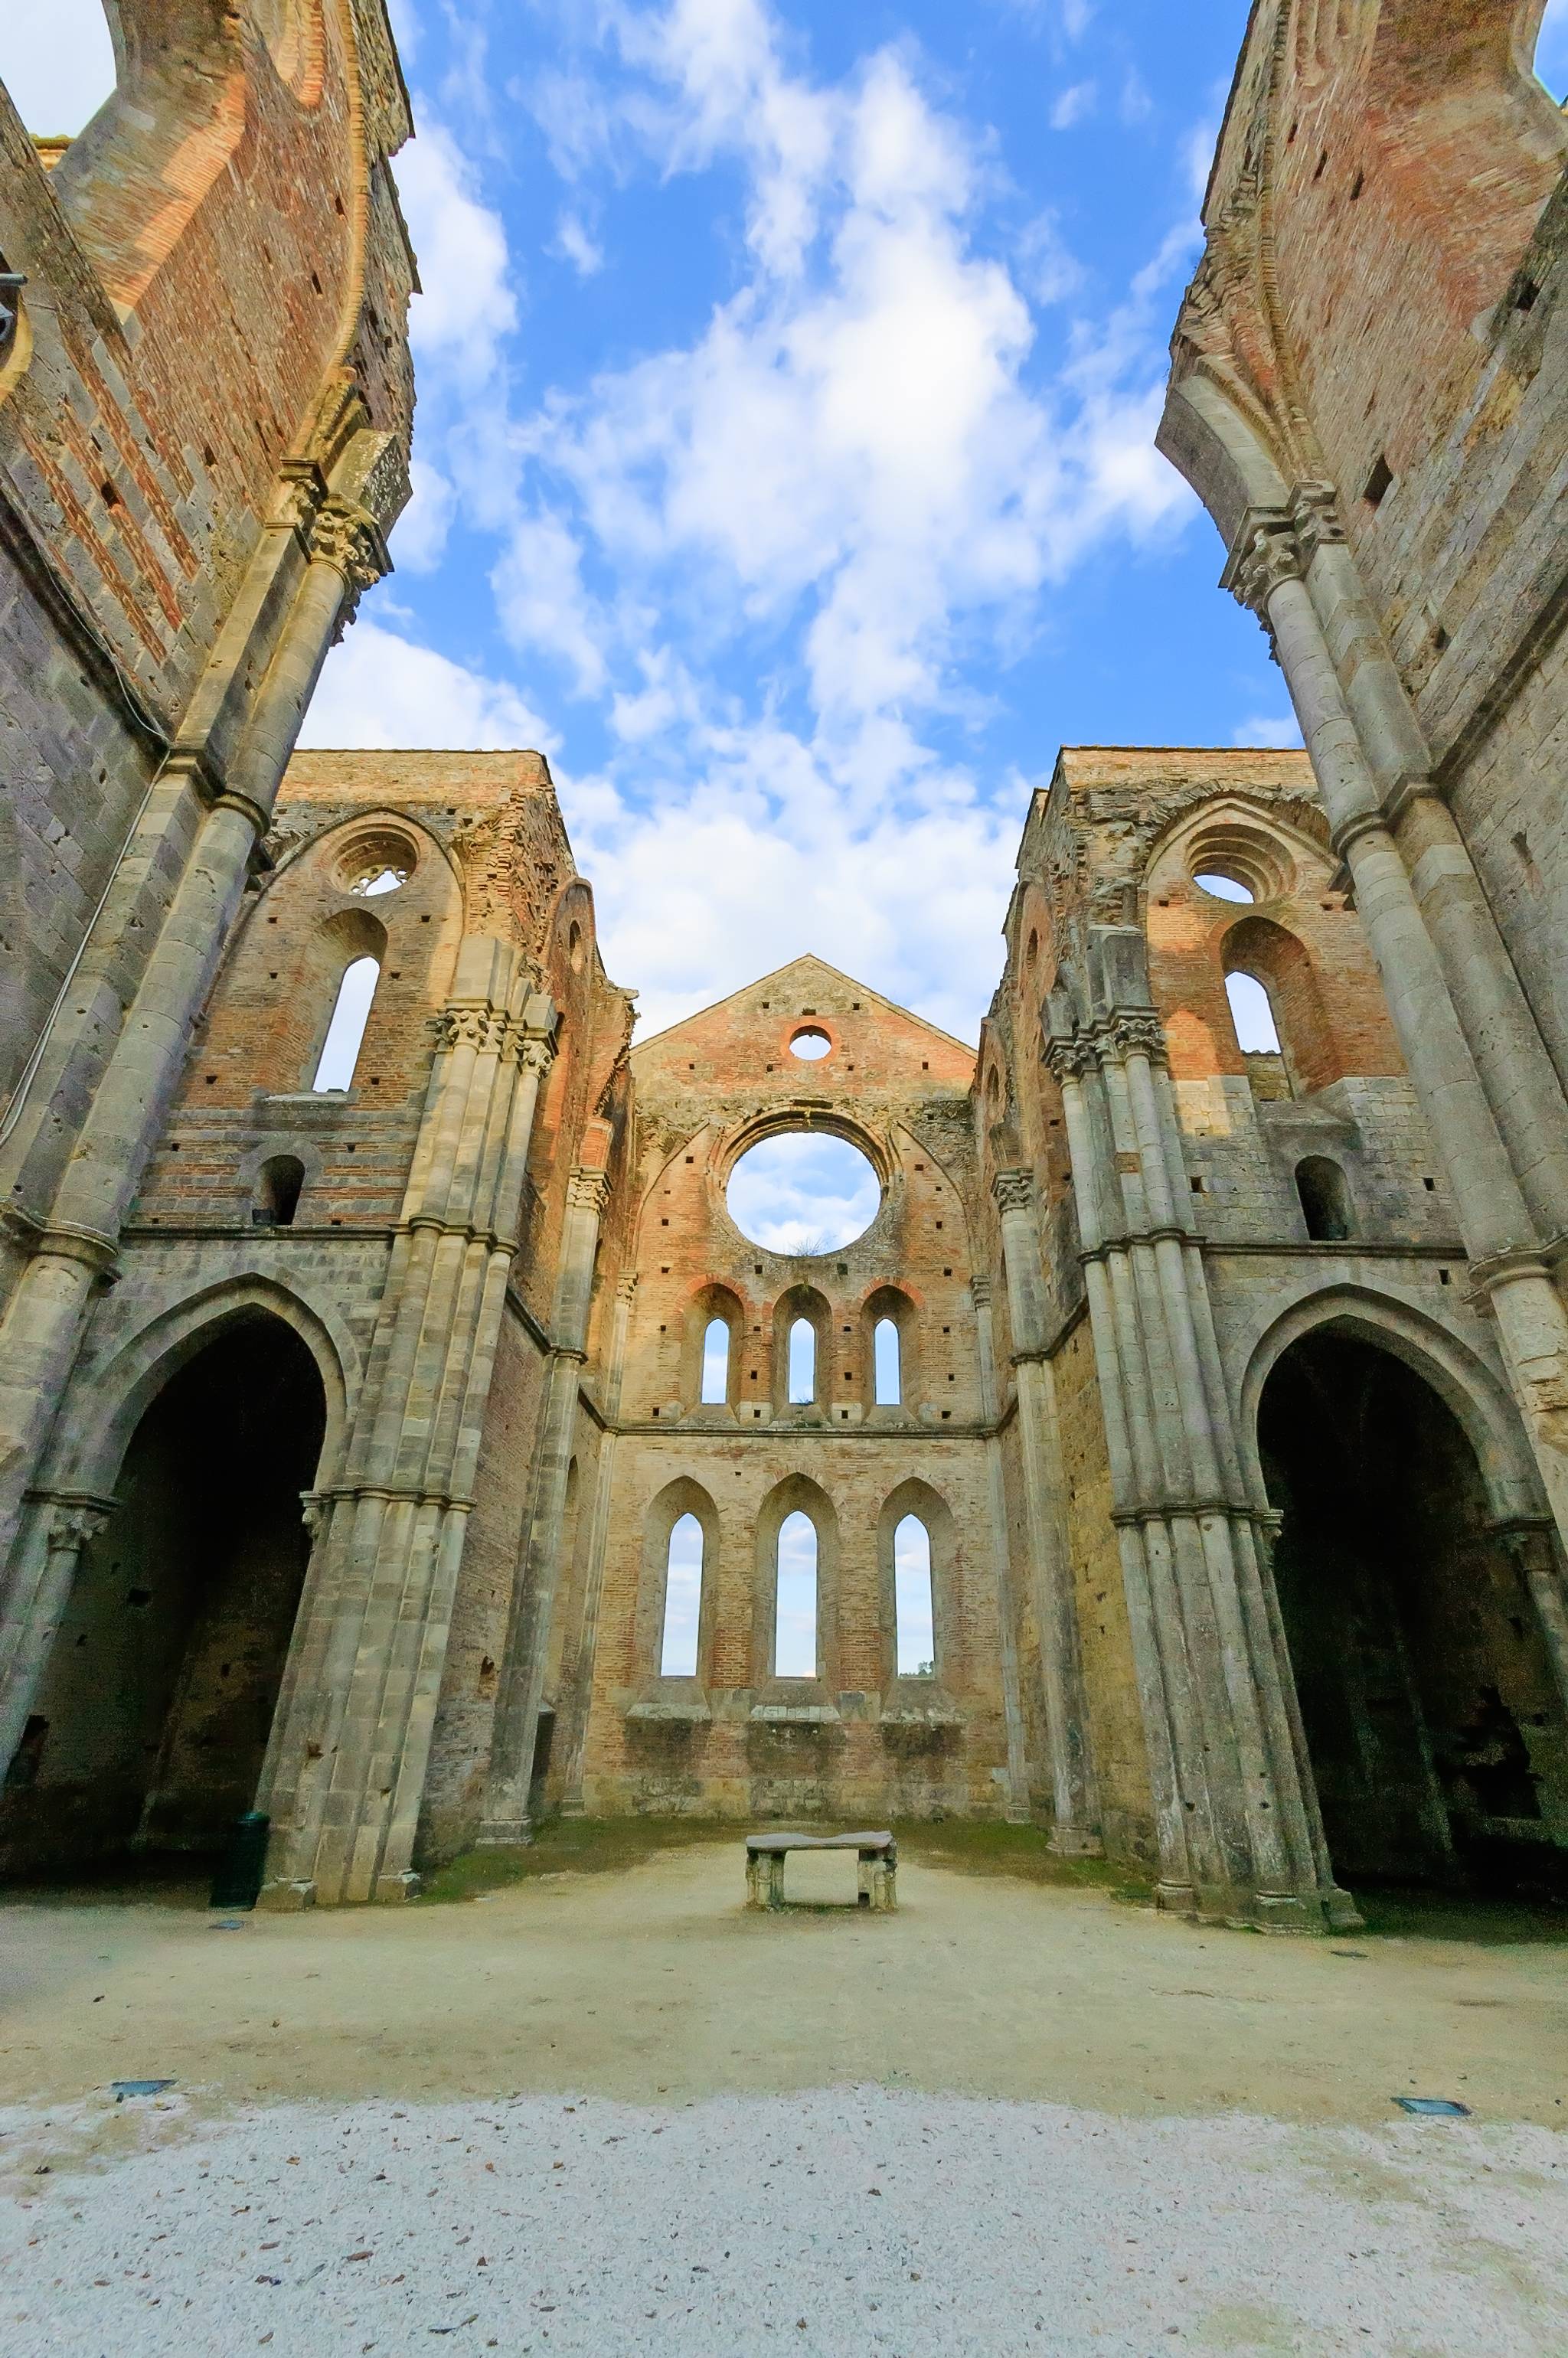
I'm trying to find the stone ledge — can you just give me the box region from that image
[749,1702,841,1726]
[626,1698,711,1724]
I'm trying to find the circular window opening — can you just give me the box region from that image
[340,830,416,899]
[1194,870,1255,904]
[727,1132,880,1255]
[789,1027,831,1060]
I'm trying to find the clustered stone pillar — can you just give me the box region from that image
[969,1272,1031,1820]
[1228,501,1568,1569]
[0,462,395,1783]
[480,1159,613,1847]
[991,1170,1100,1853]
[256,962,557,1906]
[1047,960,1355,1929]
[557,1271,639,1817]
[0,1494,112,1771]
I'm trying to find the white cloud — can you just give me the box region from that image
[492,511,611,696]
[560,715,1017,1037]
[363,2,1210,1046]
[390,456,456,574]
[0,1,115,135]
[394,122,518,377]
[1233,713,1305,750]
[299,620,557,753]
[386,0,423,64]
[1049,80,1096,131]
[727,1132,882,1254]
[1016,209,1084,306]
[555,213,606,276]
[511,18,1193,797]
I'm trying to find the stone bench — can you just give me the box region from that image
[744,1829,897,1911]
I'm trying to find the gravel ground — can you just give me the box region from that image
[2,2084,1566,2356]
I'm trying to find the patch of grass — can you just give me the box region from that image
[415,1816,738,1903]
[897,1818,1157,1903]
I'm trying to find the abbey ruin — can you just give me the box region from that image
[1,2,1566,1933]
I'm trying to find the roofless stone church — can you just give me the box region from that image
[1,2,1565,1929]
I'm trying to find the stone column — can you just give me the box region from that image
[0,488,388,1612]
[1230,518,1568,1551]
[1048,989,1355,1932]
[480,1163,613,1847]
[991,1168,1100,1853]
[970,1273,1030,1820]
[1491,1517,1568,1716]
[1289,484,1568,1241]
[0,1494,113,1769]
[557,1272,638,1817]
[256,974,557,1905]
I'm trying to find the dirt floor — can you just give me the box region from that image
[1,1827,1566,2354]
[1,1824,1564,2121]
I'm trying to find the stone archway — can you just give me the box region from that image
[1259,1325,1568,1894]
[0,1311,325,1879]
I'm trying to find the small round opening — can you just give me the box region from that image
[1194,870,1255,904]
[727,1132,880,1254]
[789,1027,831,1061]
[351,867,407,897]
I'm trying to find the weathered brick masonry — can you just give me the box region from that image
[2,6,1566,1926]
[1158,0,1568,1579]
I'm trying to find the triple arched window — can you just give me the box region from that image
[648,1491,942,1690]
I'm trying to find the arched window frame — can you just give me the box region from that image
[311,952,381,1092]
[861,1285,918,1414]
[682,1284,744,1411]
[771,1285,831,1415]
[658,1510,706,1679]
[753,1476,838,1694]
[250,1154,305,1228]
[1220,914,1343,1096]
[876,1480,959,1694]
[1295,1155,1354,1242]
[635,1479,719,1690]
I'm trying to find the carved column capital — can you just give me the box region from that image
[515,1030,557,1076]
[1106,1011,1168,1066]
[40,1497,112,1555]
[309,495,390,633]
[969,1274,993,1310]
[1044,1031,1096,1083]
[1291,479,1347,564]
[1224,515,1305,621]
[567,1166,612,1216]
[615,1272,639,1305]
[992,1167,1037,1217]
[436,1003,505,1054]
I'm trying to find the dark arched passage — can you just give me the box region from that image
[0,1312,325,1878]
[1260,1327,1568,1894]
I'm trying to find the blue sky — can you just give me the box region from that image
[8,2,1568,1043]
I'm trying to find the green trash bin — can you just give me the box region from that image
[210,1811,269,1910]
